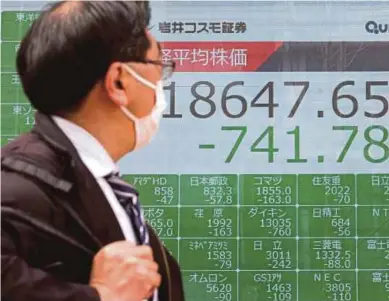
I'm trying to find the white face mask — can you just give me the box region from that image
[120,64,167,150]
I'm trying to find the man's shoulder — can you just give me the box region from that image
[1,131,65,214]
[1,167,52,214]
[2,131,64,175]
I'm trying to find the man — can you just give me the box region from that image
[1,1,184,301]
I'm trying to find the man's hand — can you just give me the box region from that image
[89,241,161,301]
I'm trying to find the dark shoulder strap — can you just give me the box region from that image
[1,155,73,193]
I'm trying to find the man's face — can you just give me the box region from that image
[121,32,162,119]
[103,31,163,120]
[101,31,167,152]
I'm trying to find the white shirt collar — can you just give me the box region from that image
[51,115,119,178]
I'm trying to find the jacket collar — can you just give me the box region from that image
[33,112,79,160]
[32,112,126,246]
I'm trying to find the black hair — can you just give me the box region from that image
[16,1,151,115]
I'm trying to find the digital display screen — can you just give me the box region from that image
[1,1,388,300]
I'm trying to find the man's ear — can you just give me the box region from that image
[104,63,130,106]
[115,80,123,90]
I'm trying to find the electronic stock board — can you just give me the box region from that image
[1,1,389,300]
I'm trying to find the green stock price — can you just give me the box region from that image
[198,125,389,164]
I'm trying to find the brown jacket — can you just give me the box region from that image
[1,112,184,301]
